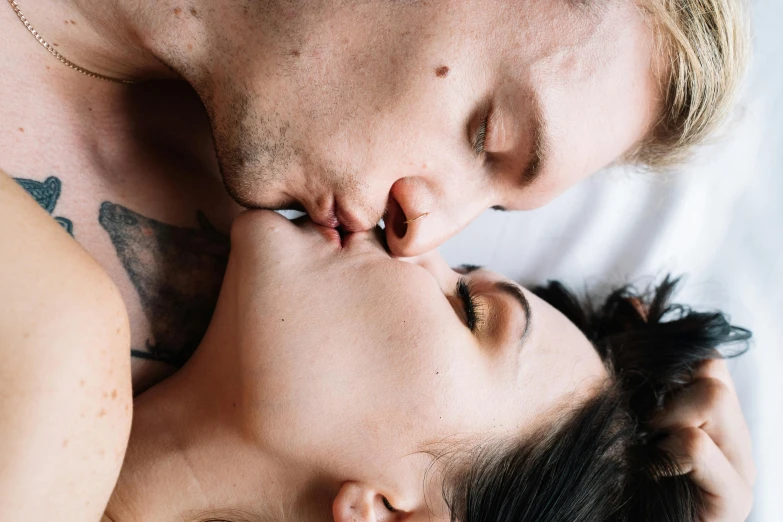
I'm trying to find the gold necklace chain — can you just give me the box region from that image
[6,0,138,84]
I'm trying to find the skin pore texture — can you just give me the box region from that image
[106,210,607,522]
[0,0,659,388]
[3,0,660,253]
[172,0,662,254]
[0,3,755,521]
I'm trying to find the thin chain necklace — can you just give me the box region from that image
[6,0,138,84]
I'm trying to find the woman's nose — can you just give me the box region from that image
[400,248,455,285]
[384,177,487,257]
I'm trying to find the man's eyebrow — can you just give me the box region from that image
[520,94,550,188]
[495,281,533,345]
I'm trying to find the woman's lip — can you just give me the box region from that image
[311,223,343,246]
[300,215,388,253]
[340,226,389,252]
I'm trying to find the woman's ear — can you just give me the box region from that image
[332,481,406,522]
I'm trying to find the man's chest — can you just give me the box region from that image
[0,81,242,391]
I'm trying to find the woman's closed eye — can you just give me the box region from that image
[457,277,485,332]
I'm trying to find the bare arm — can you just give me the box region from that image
[0,171,132,521]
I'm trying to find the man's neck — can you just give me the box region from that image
[3,0,177,82]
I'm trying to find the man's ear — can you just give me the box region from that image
[332,481,405,522]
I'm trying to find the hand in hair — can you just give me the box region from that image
[442,277,753,522]
[651,358,755,521]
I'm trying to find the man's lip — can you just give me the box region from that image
[334,202,369,233]
[308,203,340,229]
[304,198,369,233]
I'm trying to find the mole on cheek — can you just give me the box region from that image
[435,65,450,78]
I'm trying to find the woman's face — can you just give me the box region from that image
[216,211,606,515]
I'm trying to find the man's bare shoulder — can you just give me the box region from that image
[0,80,241,392]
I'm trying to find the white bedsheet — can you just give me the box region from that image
[440,1,783,519]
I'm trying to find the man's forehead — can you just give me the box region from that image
[566,0,616,13]
[500,0,637,64]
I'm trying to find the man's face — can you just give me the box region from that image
[197,0,660,256]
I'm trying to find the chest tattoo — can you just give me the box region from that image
[12,173,231,367]
[14,176,74,235]
[98,202,230,366]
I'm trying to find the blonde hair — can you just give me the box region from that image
[631,0,750,168]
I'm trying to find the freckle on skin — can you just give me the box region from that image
[79,380,85,387]
[70,20,76,25]
[62,439,69,448]
[189,7,197,15]
[111,389,117,399]
[98,408,106,418]
[435,65,450,78]
[290,49,301,57]
[173,7,182,15]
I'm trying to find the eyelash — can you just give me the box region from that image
[382,496,398,513]
[457,278,484,331]
[472,112,490,156]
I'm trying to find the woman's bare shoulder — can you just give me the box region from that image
[0,170,133,521]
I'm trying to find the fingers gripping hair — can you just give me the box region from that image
[441,276,750,522]
[537,276,750,416]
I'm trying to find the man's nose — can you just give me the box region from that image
[384,177,488,257]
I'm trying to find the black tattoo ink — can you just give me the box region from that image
[14,176,74,235]
[98,202,230,366]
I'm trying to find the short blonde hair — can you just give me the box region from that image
[631,0,750,168]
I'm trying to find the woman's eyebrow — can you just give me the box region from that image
[495,281,533,346]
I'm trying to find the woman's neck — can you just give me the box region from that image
[104,366,320,522]
[104,376,201,521]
